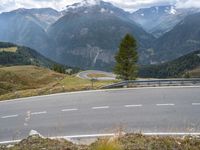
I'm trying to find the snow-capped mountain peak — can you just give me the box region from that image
[65,0,100,11]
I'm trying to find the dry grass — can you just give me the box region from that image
[0,47,18,53]
[89,138,122,150]
[189,67,200,78]
[1,134,200,150]
[0,66,116,101]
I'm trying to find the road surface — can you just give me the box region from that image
[0,86,200,142]
[77,70,116,80]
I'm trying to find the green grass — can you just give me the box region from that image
[90,138,122,150]
[0,65,117,101]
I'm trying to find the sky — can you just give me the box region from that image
[0,0,200,13]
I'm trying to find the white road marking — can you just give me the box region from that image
[31,111,47,115]
[1,114,18,119]
[125,104,142,108]
[156,103,175,106]
[92,106,110,110]
[62,108,78,112]
[143,132,200,136]
[192,103,200,106]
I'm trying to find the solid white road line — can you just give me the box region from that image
[192,103,200,106]
[92,106,110,110]
[156,103,175,106]
[143,132,200,136]
[62,108,78,112]
[31,111,47,115]
[1,114,19,119]
[125,104,142,108]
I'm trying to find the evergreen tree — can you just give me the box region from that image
[114,34,138,80]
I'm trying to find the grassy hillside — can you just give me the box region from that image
[0,66,65,95]
[139,50,200,78]
[0,41,80,74]
[0,66,115,100]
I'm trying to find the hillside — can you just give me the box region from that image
[153,12,200,63]
[131,5,199,37]
[139,50,200,78]
[0,10,55,57]
[0,65,65,96]
[0,65,115,100]
[0,42,68,70]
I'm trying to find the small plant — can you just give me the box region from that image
[91,138,122,150]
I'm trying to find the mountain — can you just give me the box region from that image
[131,5,200,37]
[0,8,58,58]
[139,50,200,78]
[7,8,62,29]
[0,42,69,70]
[153,12,200,63]
[47,1,155,69]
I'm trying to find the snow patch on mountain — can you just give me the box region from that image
[165,6,176,15]
[170,7,176,14]
[65,0,100,11]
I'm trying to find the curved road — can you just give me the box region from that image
[0,86,200,142]
[77,70,116,80]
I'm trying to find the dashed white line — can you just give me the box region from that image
[1,114,19,119]
[62,108,78,112]
[31,111,47,115]
[192,103,200,106]
[156,103,175,106]
[92,106,110,110]
[124,104,143,108]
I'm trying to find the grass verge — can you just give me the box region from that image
[1,133,200,150]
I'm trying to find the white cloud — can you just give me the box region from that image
[0,0,200,13]
[108,0,175,12]
[176,0,200,9]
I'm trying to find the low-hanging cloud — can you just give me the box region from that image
[0,0,200,13]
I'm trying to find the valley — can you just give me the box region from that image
[0,1,199,69]
[0,0,200,148]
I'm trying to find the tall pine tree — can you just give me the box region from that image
[114,34,138,80]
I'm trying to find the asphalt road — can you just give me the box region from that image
[0,86,200,142]
[77,70,116,80]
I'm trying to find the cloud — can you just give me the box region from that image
[108,0,175,12]
[0,0,200,13]
[176,0,200,9]
[0,0,79,12]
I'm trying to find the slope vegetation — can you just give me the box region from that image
[153,12,200,63]
[0,65,65,95]
[0,65,115,100]
[0,42,72,70]
[139,50,200,78]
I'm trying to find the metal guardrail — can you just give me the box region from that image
[101,78,200,89]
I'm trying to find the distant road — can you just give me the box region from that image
[77,70,116,80]
[0,86,200,142]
